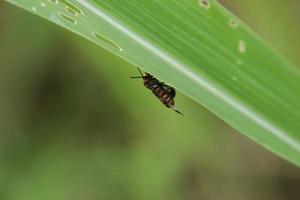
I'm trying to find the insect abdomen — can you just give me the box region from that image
[131,68,183,115]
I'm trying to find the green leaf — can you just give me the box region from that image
[6,0,300,166]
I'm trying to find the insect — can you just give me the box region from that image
[131,68,183,115]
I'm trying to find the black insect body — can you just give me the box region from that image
[131,68,183,115]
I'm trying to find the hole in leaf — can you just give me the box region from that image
[238,40,246,53]
[65,6,77,15]
[199,0,210,9]
[60,0,83,15]
[32,6,37,12]
[237,60,243,65]
[48,0,57,3]
[93,32,122,51]
[59,13,77,24]
[229,19,238,28]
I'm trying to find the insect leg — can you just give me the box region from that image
[137,67,144,76]
[130,67,145,79]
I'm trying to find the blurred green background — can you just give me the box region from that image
[1,1,300,200]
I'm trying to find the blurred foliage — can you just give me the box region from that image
[1,1,300,200]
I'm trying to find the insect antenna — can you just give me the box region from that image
[130,76,143,79]
[130,67,144,79]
